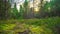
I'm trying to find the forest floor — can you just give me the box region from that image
[0,17,60,34]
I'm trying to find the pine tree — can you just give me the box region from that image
[23,0,29,18]
[19,5,24,19]
[12,3,18,19]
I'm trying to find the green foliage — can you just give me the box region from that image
[0,24,16,30]
[0,17,60,34]
[23,0,28,7]
[0,0,11,19]
[19,5,24,19]
[39,0,60,18]
[23,0,29,18]
[12,3,19,19]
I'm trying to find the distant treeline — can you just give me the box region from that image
[0,0,60,19]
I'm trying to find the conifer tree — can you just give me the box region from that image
[13,3,18,19]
